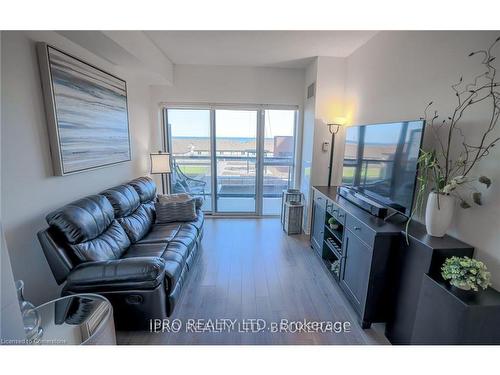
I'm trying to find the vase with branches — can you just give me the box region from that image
[408,35,499,238]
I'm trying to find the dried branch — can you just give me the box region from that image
[434,36,500,183]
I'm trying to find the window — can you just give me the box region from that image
[164,105,298,216]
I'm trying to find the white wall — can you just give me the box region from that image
[150,64,305,148]
[152,64,305,105]
[312,57,347,187]
[1,224,26,342]
[1,31,25,342]
[300,57,347,232]
[300,60,317,231]
[149,64,305,189]
[343,31,500,287]
[1,31,153,305]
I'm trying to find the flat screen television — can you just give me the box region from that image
[340,120,425,217]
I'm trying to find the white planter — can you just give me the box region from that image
[425,192,455,237]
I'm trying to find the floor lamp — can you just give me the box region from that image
[327,117,346,187]
[150,151,171,195]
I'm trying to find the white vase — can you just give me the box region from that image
[425,192,455,237]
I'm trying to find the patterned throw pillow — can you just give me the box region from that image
[158,193,203,209]
[158,193,190,203]
[155,198,197,223]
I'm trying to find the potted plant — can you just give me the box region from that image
[328,217,339,230]
[410,36,499,238]
[441,256,492,294]
[331,259,340,277]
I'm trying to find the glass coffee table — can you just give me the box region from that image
[31,294,115,345]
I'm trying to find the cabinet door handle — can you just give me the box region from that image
[354,226,361,231]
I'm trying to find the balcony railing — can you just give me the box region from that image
[172,153,293,198]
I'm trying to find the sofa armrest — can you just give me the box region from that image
[65,257,165,292]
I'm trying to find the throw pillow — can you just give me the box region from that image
[155,198,197,223]
[158,193,203,209]
[158,193,191,203]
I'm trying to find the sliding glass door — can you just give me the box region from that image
[215,110,258,213]
[166,109,212,211]
[165,106,297,216]
[262,109,297,215]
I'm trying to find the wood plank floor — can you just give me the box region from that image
[116,218,389,345]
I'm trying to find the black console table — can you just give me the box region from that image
[311,186,402,328]
[411,275,500,344]
[311,186,476,341]
[384,222,474,344]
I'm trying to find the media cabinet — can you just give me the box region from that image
[310,186,475,341]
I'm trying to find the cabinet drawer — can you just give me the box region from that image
[327,204,346,225]
[345,214,375,247]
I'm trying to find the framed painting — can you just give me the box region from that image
[37,43,131,176]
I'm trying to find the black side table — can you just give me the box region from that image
[411,274,500,344]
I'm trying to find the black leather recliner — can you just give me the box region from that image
[37,177,204,330]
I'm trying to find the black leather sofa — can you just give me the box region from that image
[37,177,204,330]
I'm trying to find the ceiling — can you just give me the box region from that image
[145,31,378,68]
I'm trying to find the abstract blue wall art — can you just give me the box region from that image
[37,43,131,175]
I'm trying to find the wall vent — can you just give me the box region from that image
[307,82,316,99]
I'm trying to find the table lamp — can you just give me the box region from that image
[150,151,171,195]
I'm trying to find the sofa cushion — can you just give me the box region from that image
[143,202,156,222]
[170,225,198,252]
[129,176,156,203]
[186,210,204,235]
[137,223,181,244]
[164,241,190,261]
[122,243,186,292]
[118,204,154,243]
[155,199,197,223]
[162,250,185,266]
[123,242,168,259]
[186,243,199,270]
[163,259,183,291]
[69,220,131,262]
[46,195,114,244]
[101,184,140,218]
[65,257,165,292]
[123,241,189,263]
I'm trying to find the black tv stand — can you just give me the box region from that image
[337,186,388,219]
[383,210,407,223]
[311,186,476,343]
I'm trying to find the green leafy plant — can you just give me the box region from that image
[441,256,492,291]
[328,217,339,229]
[331,259,340,277]
[405,36,499,242]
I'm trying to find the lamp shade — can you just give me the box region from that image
[150,152,171,174]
